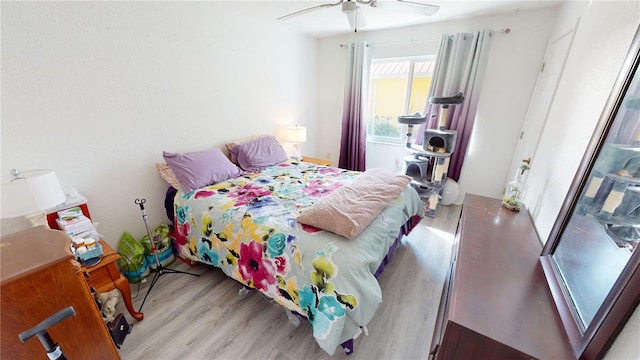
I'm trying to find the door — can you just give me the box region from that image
[506,23,578,184]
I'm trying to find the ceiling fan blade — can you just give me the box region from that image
[373,0,440,17]
[398,0,440,15]
[277,0,344,20]
[344,6,366,30]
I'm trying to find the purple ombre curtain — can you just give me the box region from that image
[339,41,371,172]
[415,31,492,181]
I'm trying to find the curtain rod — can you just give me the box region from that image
[338,28,510,48]
[370,37,441,46]
[339,38,439,48]
[492,27,511,35]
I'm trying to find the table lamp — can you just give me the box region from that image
[286,125,307,160]
[1,169,66,227]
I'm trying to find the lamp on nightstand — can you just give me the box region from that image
[1,169,66,227]
[286,125,307,160]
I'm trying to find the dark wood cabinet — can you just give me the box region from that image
[430,194,574,359]
[1,226,120,359]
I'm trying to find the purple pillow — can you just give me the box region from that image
[163,147,242,192]
[230,136,288,172]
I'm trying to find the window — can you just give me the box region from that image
[367,57,435,143]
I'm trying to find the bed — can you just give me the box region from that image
[160,136,424,355]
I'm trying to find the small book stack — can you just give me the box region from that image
[56,207,98,240]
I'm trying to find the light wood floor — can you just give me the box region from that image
[117,204,461,360]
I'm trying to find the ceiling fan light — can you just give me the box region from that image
[346,12,356,29]
[342,1,357,13]
[345,7,366,30]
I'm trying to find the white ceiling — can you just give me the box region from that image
[239,0,562,38]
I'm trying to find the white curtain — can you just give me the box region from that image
[339,41,371,171]
[416,31,492,180]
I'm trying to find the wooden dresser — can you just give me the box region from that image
[430,194,573,359]
[1,226,120,359]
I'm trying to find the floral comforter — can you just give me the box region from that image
[172,160,423,355]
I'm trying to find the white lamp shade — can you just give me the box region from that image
[1,169,66,218]
[286,126,307,144]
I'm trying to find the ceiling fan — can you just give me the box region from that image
[277,0,440,32]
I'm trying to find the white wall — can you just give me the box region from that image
[607,306,640,360]
[1,1,318,247]
[521,2,640,359]
[525,1,640,242]
[317,6,559,202]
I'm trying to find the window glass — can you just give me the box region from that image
[368,58,434,143]
[408,61,433,114]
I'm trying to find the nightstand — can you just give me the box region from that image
[301,156,331,166]
[82,240,144,321]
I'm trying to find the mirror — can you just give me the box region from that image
[541,26,640,359]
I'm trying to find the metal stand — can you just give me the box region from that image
[135,198,199,312]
